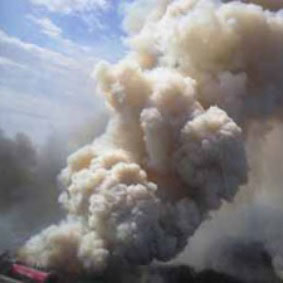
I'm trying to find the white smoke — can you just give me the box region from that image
[19,0,283,278]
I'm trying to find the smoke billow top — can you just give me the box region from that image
[18,0,283,278]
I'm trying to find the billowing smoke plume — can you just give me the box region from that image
[19,0,283,277]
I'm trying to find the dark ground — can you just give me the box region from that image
[72,263,283,283]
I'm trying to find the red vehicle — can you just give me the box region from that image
[0,252,58,283]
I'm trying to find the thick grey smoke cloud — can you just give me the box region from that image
[18,0,283,279]
[175,123,283,282]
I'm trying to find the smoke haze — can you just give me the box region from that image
[175,123,283,282]
[0,110,108,251]
[0,130,64,250]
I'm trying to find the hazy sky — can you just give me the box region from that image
[0,0,128,143]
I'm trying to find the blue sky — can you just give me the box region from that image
[0,0,129,144]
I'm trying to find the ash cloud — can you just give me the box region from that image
[17,0,283,280]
